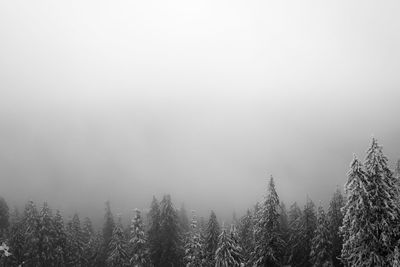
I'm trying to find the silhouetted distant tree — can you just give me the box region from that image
[159,194,184,266]
[178,203,190,234]
[327,189,344,266]
[0,197,9,238]
[147,196,162,266]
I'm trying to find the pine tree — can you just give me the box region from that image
[159,194,184,266]
[204,210,220,266]
[341,139,400,266]
[184,211,203,267]
[53,210,67,266]
[66,213,85,266]
[101,200,115,266]
[37,202,58,266]
[0,197,9,239]
[327,189,344,266]
[288,202,303,266]
[107,217,129,267]
[129,209,148,266]
[147,196,162,266]
[238,209,254,264]
[251,176,285,266]
[8,208,24,266]
[310,205,332,267]
[22,200,40,266]
[215,224,242,267]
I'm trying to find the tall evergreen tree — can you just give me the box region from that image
[159,194,183,266]
[215,224,243,267]
[251,176,285,266]
[238,209,254,264]
[288,202,303,266]
[8,208,24,266]
[107,217,129,267]
[184,211,203,267]
[66,213,85,266]
[204,210,220,266]
[147,196,162,266]
[327,189,344,266]
[0,197,9,238]
[178,203,190,234]
[53,210,67,266]
[341,139,400,266]
[37,202,57,266]
[22,200,40,266]
[310,205,332,267]
[129,209,148,266]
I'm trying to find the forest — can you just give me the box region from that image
[0,137,399,267]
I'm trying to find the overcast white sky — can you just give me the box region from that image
[0,0,400,221]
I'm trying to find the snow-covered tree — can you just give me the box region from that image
[184,211,203,266]
[204,210,220,266]
[22,200,40,266]
[147,196,162,266]
[129,209,148,266]
[159,194,184,266]
[215,224,242,267]
[341,139,400,266]
[238,210,254,263]
[310,205,332,267]
[107,217,129,267]
[327,188,344,266]
[37,202,57,266]
[53,210,67,266]
[0,197,9,238]
[66,213,85,266]
[251,176,285,266]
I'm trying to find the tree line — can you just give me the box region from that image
[0,137,399,266]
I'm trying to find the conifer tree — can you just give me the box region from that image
[37,202,57,266]
[327,189,344,266]
[214,224,242,267]
[238,210,254,264]
[184,211,203,267]
[159,194,184,266]
[8,208,24,266]
[22,200,40,266]
[287,202,303,266]
[147,196,162,266]
[129,209,148,266]
[393,246,400,267]
[204,210,220,266]
[310,205,332,267]
[101,200,115,266]
[251,176,285,266]
[179,203,190,234]
[0,197,9,238]
[53,210,67,266]
[107,217,129,267]
[66,213,85,266]
[341,139,400,266]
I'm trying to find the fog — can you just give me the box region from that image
[1,0,400,223]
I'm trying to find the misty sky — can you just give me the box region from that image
[1,0,400,222]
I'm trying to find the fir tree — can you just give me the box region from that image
[341,139,400,266]
[0,197,9,238]
[147,196,162,266]
[53,210,67,266]
[159,194,183,266]
[129,209,148,266]
[179,203,190,234]
[238,209,254,264]
[204,210,220,266]
[66,213,85,266]
[107,217,129,267]
[22,200,40,266]
[37,202,57,266]
[251,176,285,266]
[215,224,242,267]
[310,205,332,267]
[102,200,115,266]
[393,246,400,267]
[184,211,203,267]
[327,189,344,266]
[8,208,24,266]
